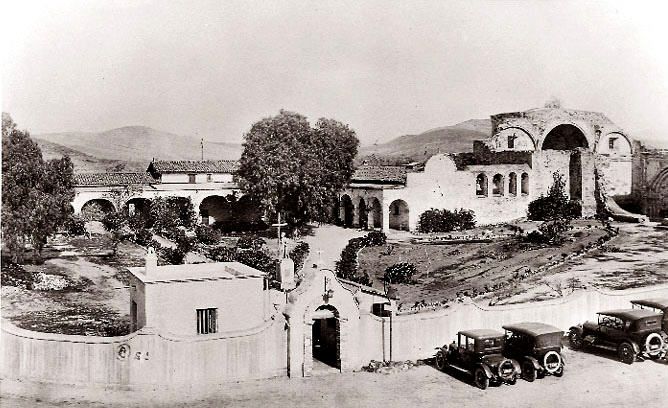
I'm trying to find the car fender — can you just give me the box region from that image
[625,340,641,354]
[523,356,541,371]
[509,358,522,376]
[479,364,494,379]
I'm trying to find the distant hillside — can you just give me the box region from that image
[35,138,145,172]
[360,119,492,162]
[34,126,242,170]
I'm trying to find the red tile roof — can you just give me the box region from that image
[74,172,157,187]
[351,166,407,184]
[148,160,238,174]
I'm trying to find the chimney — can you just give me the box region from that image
[145,247,158,276]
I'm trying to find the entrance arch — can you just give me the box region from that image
[126,197,151,217]
[340,195,354,227]
[311,305,340,370]
[199,195,230,225]
[388,199,409,231]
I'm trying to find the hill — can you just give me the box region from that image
[359,119,492,162]
[34,126,242,171]
[35,138,145,172]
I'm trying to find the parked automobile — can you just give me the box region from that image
[434,329,521,389]
[568,309,665,364]
[502,322,565,381]
[630,298,668,333]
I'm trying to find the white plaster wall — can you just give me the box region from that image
[162,174,191,183]
[381,155,533,229]
[144,278,266,336]
[596,132,632,156]
[597,156,633,196]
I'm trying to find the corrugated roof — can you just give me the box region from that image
[149,160,238,174]
[351,166,407,184]
[74,172,157,187]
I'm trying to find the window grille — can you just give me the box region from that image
[196,308,218,334]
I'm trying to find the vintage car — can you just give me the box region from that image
[502,322,565,381]
[434,329,521,390]
[568,309,666,364]
[631,298,668,333]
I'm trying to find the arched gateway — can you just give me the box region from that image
[284,269,362,377]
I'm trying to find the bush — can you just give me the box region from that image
[289,242,310,271]
[132,228,153,247]
[207,246,237,262]
[335,235,373,286]
[363,231,387,247]
[1,262,35,289]
[417,208,476,233]
[159,246,186,265]
[236,236,266,251]
[235,250,278,274]
[173,230,195,254]
[528,172,580,221]
[384,262,417,284]
[64,215,86,236]
[195,225,221,245]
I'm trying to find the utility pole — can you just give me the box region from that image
[200,137,204,161]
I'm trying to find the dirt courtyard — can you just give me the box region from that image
[2,347,667,408]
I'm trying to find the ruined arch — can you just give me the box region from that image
[126,197,151,217]
[541,124,589,151]
[647,167,668,218]
[340,195,354,227]
[521,172,530,195]
[388,199,409,231]
[80,198,115,221]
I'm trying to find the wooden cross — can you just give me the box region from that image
[271,212,288,259]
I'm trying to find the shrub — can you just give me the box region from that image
[335,235,374,286]
[289,242,310,271]
[1,262,35,289]
[384,262,417,284]
[195,225,221,245]
[64,215,86,236]
[236,236,266,251]
[417,208,476,233]
[363,231,387,247]
[528,172,580,221]
[207,246,237,262]
[235,250,278,274]
[172,229,195,254]
[159,246,186,265]
[132,228,153,247]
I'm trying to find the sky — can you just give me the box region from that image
[2,0,668,146]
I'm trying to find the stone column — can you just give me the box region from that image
[382,202,390,231]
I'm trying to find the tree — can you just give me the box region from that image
[527,172,576,245]
[236,110,359,226]
[2,113,75,262]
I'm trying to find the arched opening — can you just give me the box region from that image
[126,197,151,217]
[80,199,115,221]
[476,174,488,197]
[199,195,230,225]
[542,124,589,151]
[389,200,409,231]
[311,305,340,370]
[370,198,382,228]
[521,173,530,195]
[508,173,517,196]
[358,198,368,230]
[542,124,588,201]
[492,174,504,196]
[340,195,354,227]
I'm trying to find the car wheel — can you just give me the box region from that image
[553,365,564,377]
[522,360,537,382]
[507,376,517,385]
[618,342,635,365]
[435,351,447,371]
[648,353,661,360]
[474,368,489,390]
[568,330,584,350]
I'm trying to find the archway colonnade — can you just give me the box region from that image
[338,193,409,232]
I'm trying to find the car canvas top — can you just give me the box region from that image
[502,322,564,337]
[597,309,662,321]
[630,298,668,311]
[458,329,504,339]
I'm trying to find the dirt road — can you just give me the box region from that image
[2,348,667,408]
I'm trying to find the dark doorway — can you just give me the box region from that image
[358,198,368,230]
[569,151,583,201]
[312,306,340,369]
[542,124,589,151]
[341,195,354,227]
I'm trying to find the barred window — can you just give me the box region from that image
[196,308,218,334]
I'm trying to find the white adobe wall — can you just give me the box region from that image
[143,278,266,336]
